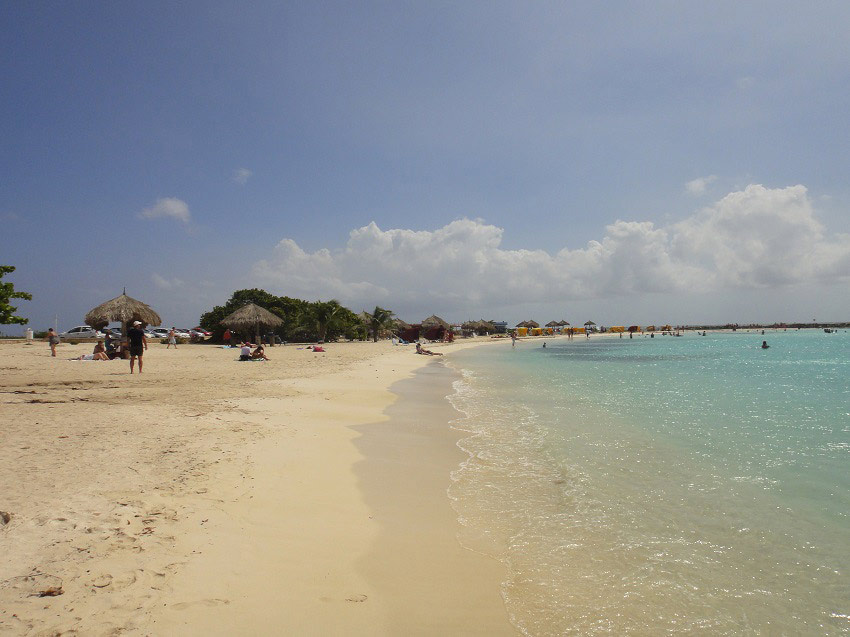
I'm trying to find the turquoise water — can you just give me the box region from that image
[446,331,849,635]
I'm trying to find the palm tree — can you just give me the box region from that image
[306,300,344,341]
[368,306,395,342]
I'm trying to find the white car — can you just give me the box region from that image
[60,326,103,339]
[149,328,170,339]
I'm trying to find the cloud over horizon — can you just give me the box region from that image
[252,185,850,318]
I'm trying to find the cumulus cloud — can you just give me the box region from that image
[252,185,850,316]
[685,175,717,196]
[151,273,184,291]
[233,168,252,185]
[138,198,191,224]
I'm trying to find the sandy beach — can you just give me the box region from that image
[0,337,516,635]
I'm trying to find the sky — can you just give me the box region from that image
[2,1,850,333]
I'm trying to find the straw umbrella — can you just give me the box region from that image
[221,303,283,345]
[85,291,162,335]
[421,314,450,329]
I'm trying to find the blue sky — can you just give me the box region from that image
[2,2,849,332]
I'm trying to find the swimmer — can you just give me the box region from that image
[761,340,770,349]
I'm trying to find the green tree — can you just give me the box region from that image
[301,300,344,341]
[0,266,32,325]
[367,306,395,342]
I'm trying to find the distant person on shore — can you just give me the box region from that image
[167,327,177,349]
[416,342,443,356]
[223,329,232,347]
[762,341,770,349]
[128,321,148,373]
[511,332,517,347]
[47,328,59,357]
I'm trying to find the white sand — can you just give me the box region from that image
[0,338,516,635]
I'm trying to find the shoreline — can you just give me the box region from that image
[351,360,515,635]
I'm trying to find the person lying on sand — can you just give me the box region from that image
[251,344,269,360]
[415,343,443,356]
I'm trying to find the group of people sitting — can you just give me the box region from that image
[239,341,270,361]
[72,335,126,361]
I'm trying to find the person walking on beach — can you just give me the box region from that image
[167,327,177,349]
[128,320,148,373]
[223,329,232,347]
[47,328,59,357]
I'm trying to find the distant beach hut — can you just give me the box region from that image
[558,320,570,326]
[221,302,283,344]
[545,321,560,328]
[421,314,451,341]
[85,291,162,335]
[584,321,596,327]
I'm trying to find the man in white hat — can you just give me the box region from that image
[127,320,148,373]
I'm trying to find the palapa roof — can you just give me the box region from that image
[392,318,411,330]
[85,293,162,329]
[421,314,450,329]
[545,321,560,327]
[558,320,570,326]
[584,320,596,326]
[221,303,283,329]
[515,320,540,328]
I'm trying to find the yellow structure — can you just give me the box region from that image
[531,328,543,336]
[645,325,656,332]
[517,327,528,336]
[609,326,625,333]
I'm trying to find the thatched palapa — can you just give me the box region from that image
[85,292,162,332]
[421,314,450,329]
[221,302,283,344]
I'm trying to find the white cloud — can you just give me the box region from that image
[251,185,850,318]
[151,273,184,291]
[685,175,717,196]
[233,168,252,185]
[138,197,191,224]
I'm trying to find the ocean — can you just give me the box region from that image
[445,330,849,635]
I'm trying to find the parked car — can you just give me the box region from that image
[173,329,192,339]
[189,329,209,339]
[149,328,169,339]
[103,327,123,338]
[191,327,211,336]
[59,326,103,339]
